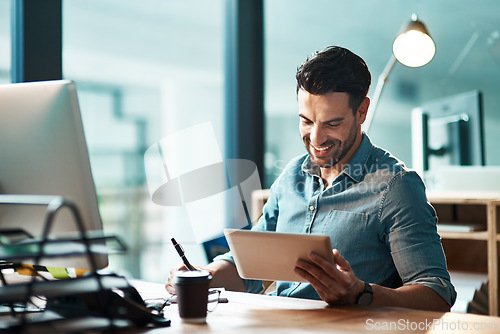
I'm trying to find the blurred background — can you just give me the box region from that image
[1,1,499,307]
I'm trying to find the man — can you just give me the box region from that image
[166,46,456,311]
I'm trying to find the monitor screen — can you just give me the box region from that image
[0,80,108,271]
[411,90,485,176]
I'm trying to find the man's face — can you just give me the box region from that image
[298,90,367,169]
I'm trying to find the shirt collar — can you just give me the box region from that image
[301,132,373,183]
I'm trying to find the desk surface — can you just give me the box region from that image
[132,281,500,334]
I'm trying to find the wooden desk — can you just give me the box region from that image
[132,281,500,333]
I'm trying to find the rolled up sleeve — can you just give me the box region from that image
[382,171,457,306]
[389,219,457,306]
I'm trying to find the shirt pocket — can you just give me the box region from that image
[317,210,369,265]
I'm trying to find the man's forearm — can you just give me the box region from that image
[371,284,450,312]
[205,260,246,292]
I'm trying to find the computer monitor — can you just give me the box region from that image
[411,90,485,176]
[0,80,108,270]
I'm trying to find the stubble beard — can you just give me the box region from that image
[304,121,358,169]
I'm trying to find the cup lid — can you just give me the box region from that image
[174,270,212,284]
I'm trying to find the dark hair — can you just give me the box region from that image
[296,46,371,114]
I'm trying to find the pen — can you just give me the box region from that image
[171,238,195,271]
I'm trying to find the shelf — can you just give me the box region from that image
[429,192,500,316]
[438,222,486,231]
[438,230,489,240]
[436,222,487,241]
[428,191,500,204]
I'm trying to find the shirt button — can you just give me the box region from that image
[309,205,315,211]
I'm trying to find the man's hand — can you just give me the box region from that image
[165,262,206,294]
[294,249,365,305]
[294,249,451,311]
[165,260,245,294]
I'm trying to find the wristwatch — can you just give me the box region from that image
[355,282,373,305]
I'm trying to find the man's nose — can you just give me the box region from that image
[310,124,327,146]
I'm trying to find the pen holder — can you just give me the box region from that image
[174,270,212,323]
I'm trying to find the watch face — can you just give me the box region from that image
[358,292,373,306]
[356,283,373,305]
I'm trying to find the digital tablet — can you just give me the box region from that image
[223,228,333,283]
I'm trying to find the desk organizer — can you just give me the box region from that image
[0,195,170,332]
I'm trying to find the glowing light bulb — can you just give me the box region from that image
[393,15,435,67]
[393,31,435,67]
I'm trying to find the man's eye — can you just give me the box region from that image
[327,123,340,127]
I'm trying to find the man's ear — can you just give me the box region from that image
[357,97,370,125]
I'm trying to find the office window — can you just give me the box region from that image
[264,0,500,188]
[63,0,225,282]
[0,0,10,83]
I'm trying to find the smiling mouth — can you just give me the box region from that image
[311,144,332,151]
[311,144,332,152]
[309,143,334,158]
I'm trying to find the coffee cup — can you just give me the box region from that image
[174,270,213,323]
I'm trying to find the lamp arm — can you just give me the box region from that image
[363,55,397,133]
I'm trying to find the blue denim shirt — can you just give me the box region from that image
[215,134,456,306]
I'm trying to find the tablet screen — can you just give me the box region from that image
[224,228,333,283]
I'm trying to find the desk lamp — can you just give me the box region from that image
[363,14,435,132]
